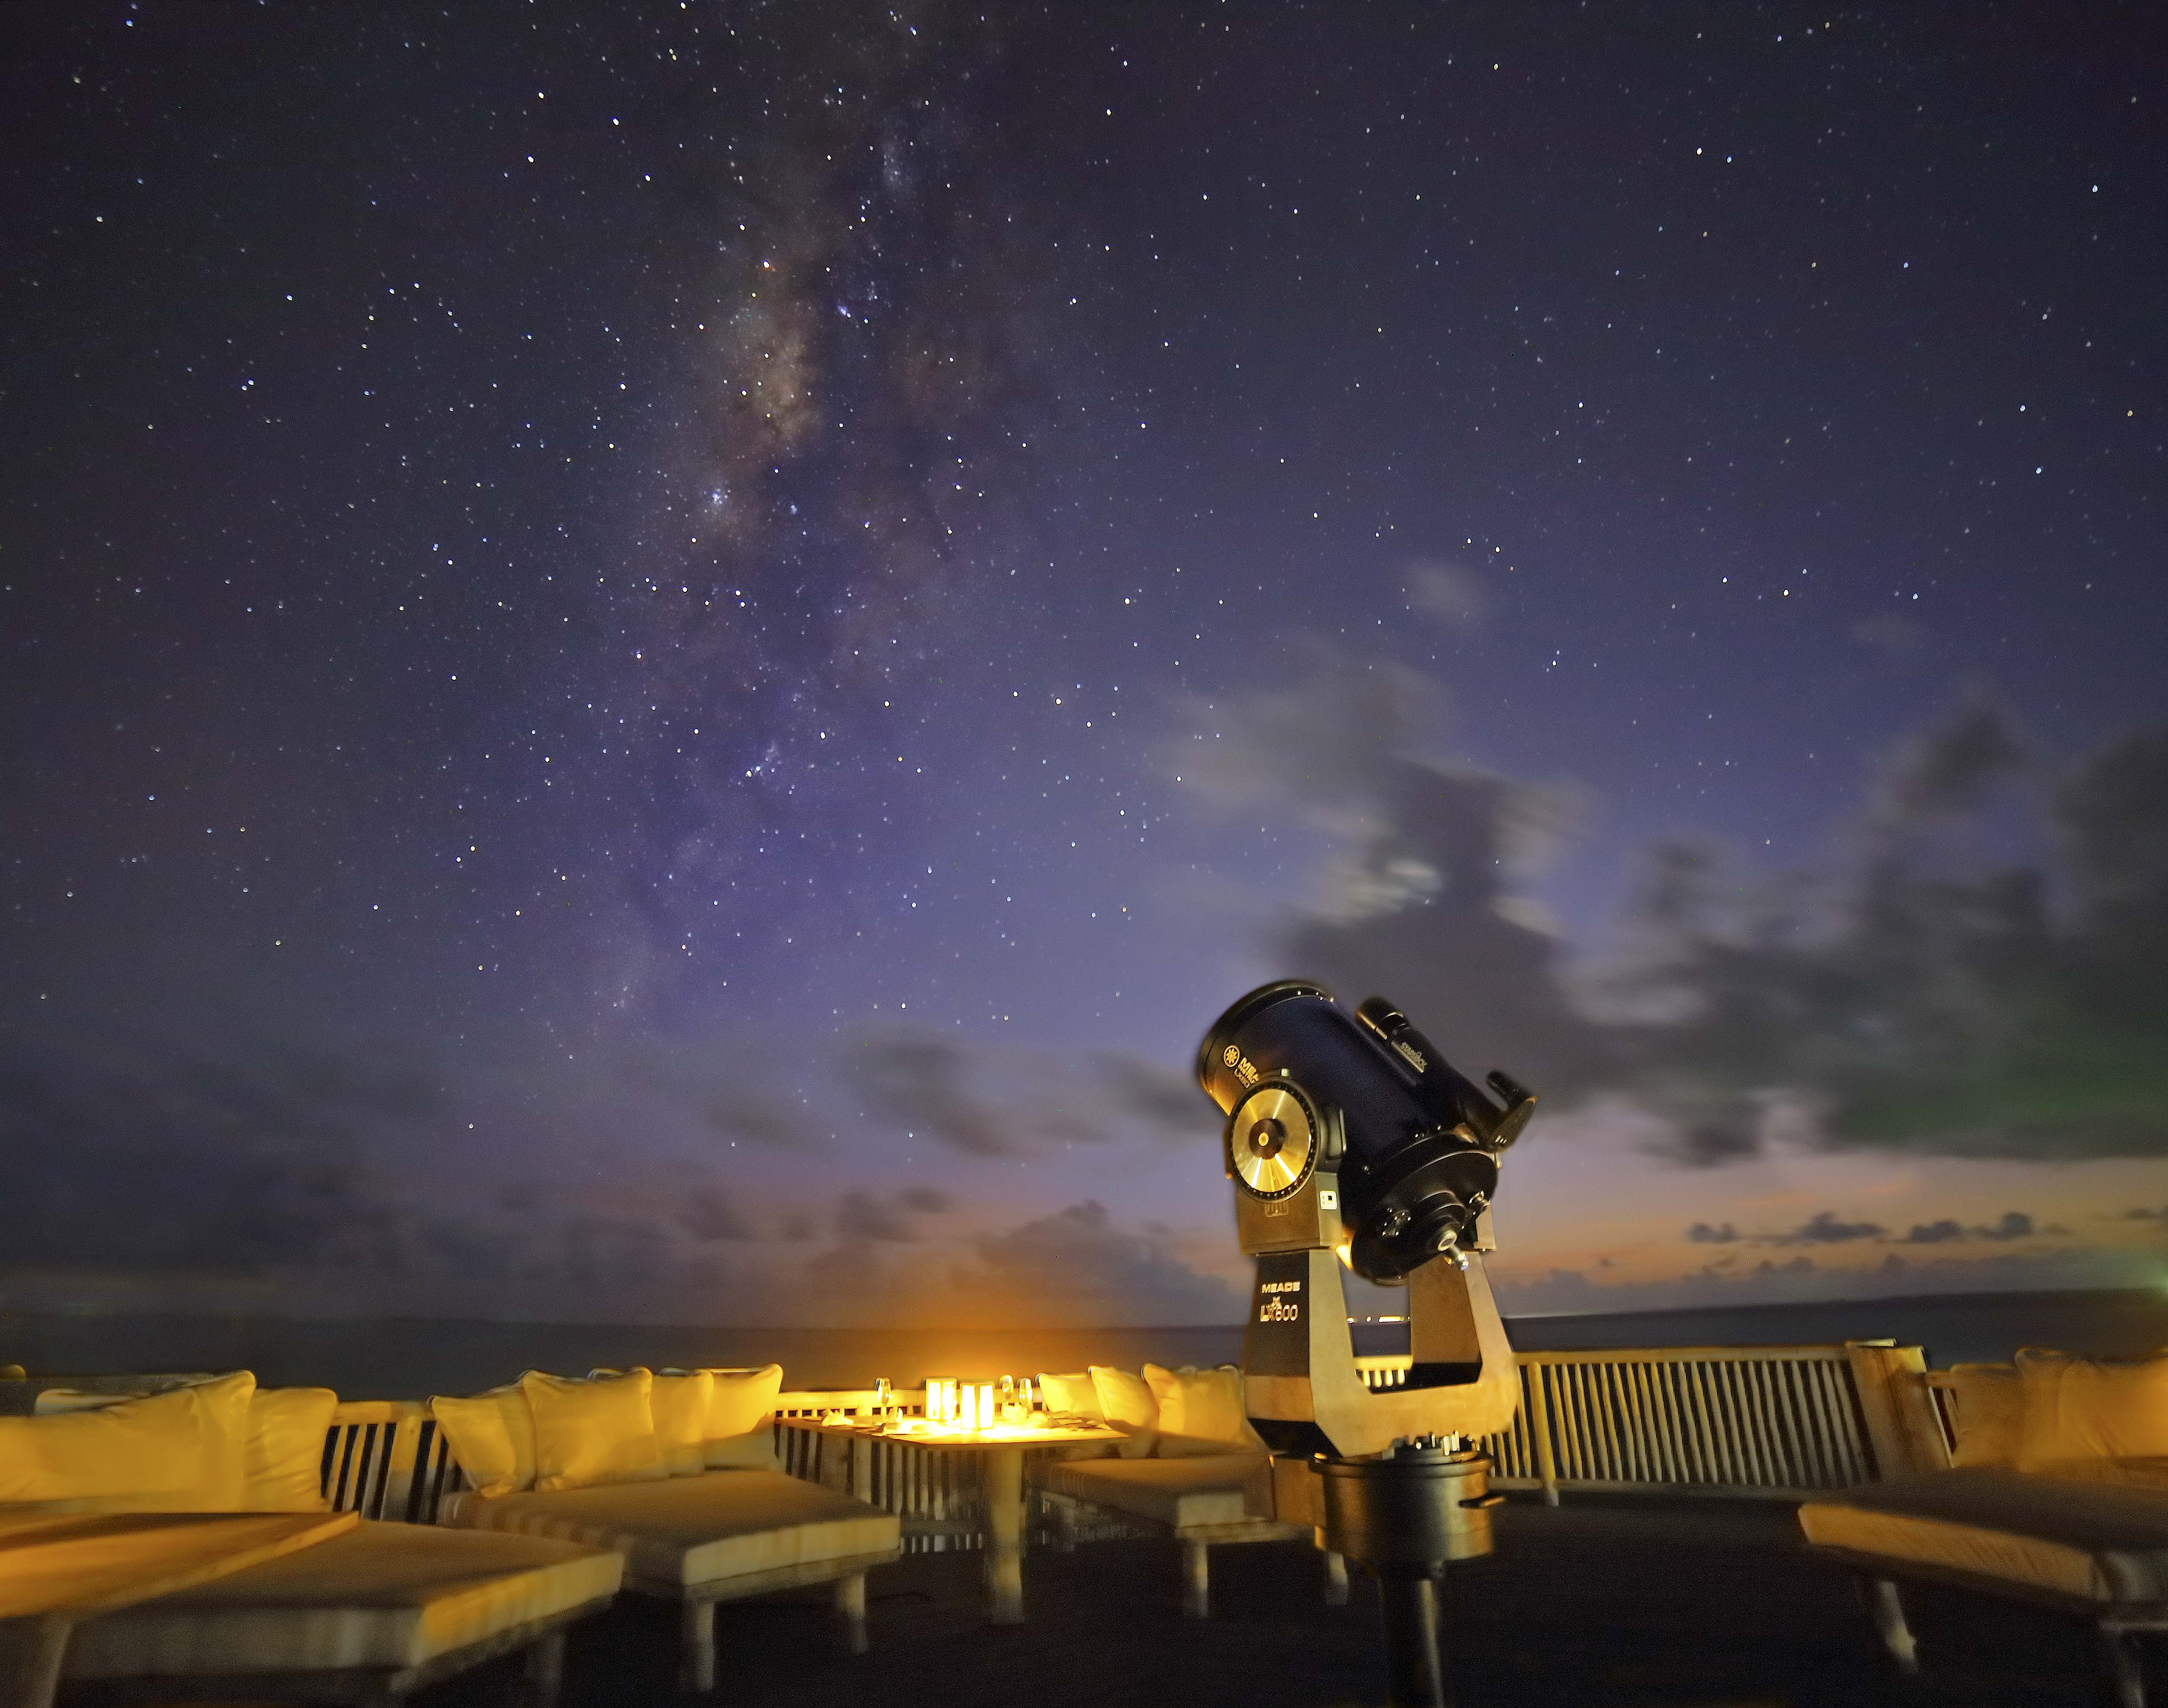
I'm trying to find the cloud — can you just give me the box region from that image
[847,1033,1016,1156]
[1096,1052,1215,1140]
[961,1200,1241,1324]
[1685,1221,1739,1244]
[1900,1218,1964,1245]
[1176,646,2168,1166]
[1767,1211,1886,1245]
[1403,561,1488,630]
[1974,1211,2035,1242]
[677,1189,755,1242]
[836,1191,919,1242]
[899,1185,953,1215]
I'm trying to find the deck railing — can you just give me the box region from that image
[317,1346,1945,1526]
[1356,1341,1948,1502]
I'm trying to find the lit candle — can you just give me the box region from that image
[978,1383,995,1429]
[958,1383,976,1430]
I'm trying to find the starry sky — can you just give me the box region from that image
[4,0,2164,1328]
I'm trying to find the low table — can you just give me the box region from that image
[782,1416,1122,1624]
[0,1508,359,1708]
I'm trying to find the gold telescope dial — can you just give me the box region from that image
[1228,1082,1317,1199]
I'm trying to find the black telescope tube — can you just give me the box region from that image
[1196,981,1505,1284]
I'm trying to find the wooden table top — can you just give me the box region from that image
[0,1509,359,1619]
[784,1415,1125,1450]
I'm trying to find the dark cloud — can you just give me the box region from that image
[899,1185,953,1215]
[847,1033,1015,1156]
[1768,1212,1886,1246]
[1975,1211,2035,1242]
[965,1200,1240,1324]
[1179,655,2168,1167]
[1685,1221,1740,1244]
[677,1189,755,1242]
[1097,1052,1214,1139]
[1900,1218,1964,1245]
[836,1190,919,1242]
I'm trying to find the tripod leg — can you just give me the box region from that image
[1377,1575,1450,1708]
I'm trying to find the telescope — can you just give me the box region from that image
[1196,980,1536,1708]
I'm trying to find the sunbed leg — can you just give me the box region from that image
[523,1628,566,1708]
[1053,1496,1079,1553]
[2099,1625,2145,1708]
[1867,1578,1917,1674]
[1181,1540,1211,1620]
[0,1616,70,1708]
[679,1598,717,1693]
[1325,1549,1350,1607]
[836,1572,870,1655]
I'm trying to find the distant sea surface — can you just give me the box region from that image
[3,1288,2163,1404]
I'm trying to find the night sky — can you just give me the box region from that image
[5,2,2164,1329]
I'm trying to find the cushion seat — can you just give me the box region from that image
[452,1468,900,1590]
[1798,1466,2168,1605]
[62,1519,622,1677]
[1036,1453,1273,1531]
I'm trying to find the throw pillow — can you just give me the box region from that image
[1088,1365,1159,1460]
[1944,1364,2022,1470]
[430,1391,523,1499]
[1037,1370,1116,1460]
[245,1386,340,1511]
[695,1365,783,1469]
[2014,1347,2168,1468]
[649,1369,716,1476]
[521,1367,667,1491]
[1143,1363,1264,1458]
[0,1378,249,1510]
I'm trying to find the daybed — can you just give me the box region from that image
[6,1373,622,1708]
[430,1365,902,1692]
[1029,1366,1344,1618]
[1799,1349,2168,1708]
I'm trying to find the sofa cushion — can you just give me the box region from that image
[1035,1371,1114,1461]
[1798,1466,2168,1604]
[694,1366,784,1467]
[60,1519,621,1677]
[4,1376,255,1511]
[1143,1364,1266,1459]
[429,1391,529,1500]
[454,1468,899,1589]
[1944,1364,2022,1470]
[520,1369,666,1493]
[1088,1367,1158,1460]
[1038,1454,1273,1531]
[2014,1347,2168,1469]
[245,1389,340,1513]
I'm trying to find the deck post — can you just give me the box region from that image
[1324,1549,1350,1606]
[1844,1343,1948,1481]
[1523,1361,1561,1506]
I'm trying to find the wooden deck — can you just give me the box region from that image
[414,1495,2132,1707]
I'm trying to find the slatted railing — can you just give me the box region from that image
[1356,1342,1945,1502]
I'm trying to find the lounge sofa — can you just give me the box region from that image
[7,1374,622,1708]
[1798,1348,2168,1707]
[1029,1365,1342,1618]
[430,1365,901,1692]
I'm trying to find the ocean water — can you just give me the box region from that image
[5,1288,2164,1404]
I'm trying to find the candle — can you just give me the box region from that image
[978,1383,995,1428]
[959,1383,977,1430]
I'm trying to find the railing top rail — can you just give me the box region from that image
[1353,1344,1859,1373]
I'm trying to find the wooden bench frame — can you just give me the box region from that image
[1033,1483,1341,1620]
[59,1595,609,1708]
[1808,1543,2165,1708]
